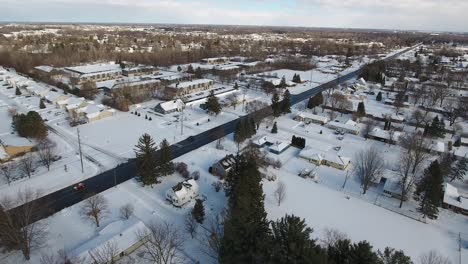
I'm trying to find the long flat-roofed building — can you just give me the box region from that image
[64,63,122,84]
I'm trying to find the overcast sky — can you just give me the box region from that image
[0,0,467,32]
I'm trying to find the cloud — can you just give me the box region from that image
[0,0,466,32]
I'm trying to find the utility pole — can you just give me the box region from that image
[180,106,184,136]
[114,167,117,188]
[77,128,84,173]
[459,232,462,264]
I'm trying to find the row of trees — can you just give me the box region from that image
[134,134,174,186]
[11,111,48,139]
[272,89,291,117]
[219,152,444,264]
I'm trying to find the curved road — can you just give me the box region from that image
[10,44,420,222]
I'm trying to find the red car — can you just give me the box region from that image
[74,183,85,191]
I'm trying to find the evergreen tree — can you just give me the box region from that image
[195,67,203,78]
[271,91,281,117]
[192,199,205,224]
[39,99,46,109]
[15,87,21,96]
[449,159,467,182]
[429,116,445,138]
[205,90,222,115]
[414,160,443,219]
[350,241,380,264]
[271,122,278,134]
[279,76,287,88]
[234,120,246,148]
[376,92,382,101]
[134,134,159,186]
[357,102,366,118]
[12,111,48,139]
[221,157,271,263]
[377,247,413,264]
[177,65,182,72]
[187,64,194,73]
[158,139,174,176]
[270,214,328,264]
[296,74,302,83]
[328,239,379,264]
[281,89,291,114]
[308,92,324,109]
[234,82,239,90]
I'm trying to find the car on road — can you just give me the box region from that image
[73,182,85,191]
[187,136,195,142]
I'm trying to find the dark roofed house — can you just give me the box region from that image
[211,154,237,178]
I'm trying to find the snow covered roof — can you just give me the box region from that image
[169,179,199,200]
[443,183,468,211]
[27,84,50,95]
[326,121,360,134]
[369,127,403,141]
[65,63,121,75]
[0,134,35,147]
[73,218,148,261]
[168,79,213,89]
[214,64,240,71]
[44,91,68,101]
[430,141,446,153]
[454,146,468,159]
[269,140,290,153]
[217,154,237,170]
[383,177,402,195]
[34,65,54,73]
[461,138,468,145]
[156,99,185,112]
[297,112,329,123]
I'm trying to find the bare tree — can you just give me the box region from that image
[1,163,14,186]
[396,132,431,208]
[20,153,35,178]
[40,249,85,264]
[225,93,239,110]
[119,203,134,220]
[184,213,197,239]
[88,240,119,264]
[0,189,47,260]
[37,139,56,171]
[7,107,17,117]
[320,228,349,248]
[197,212,225,262]
[274,181,287,206]
[418,250,451,264]
[410,109,430,130]
[136,221,186,264]
[80,194,109,227]
[354,146,385,194]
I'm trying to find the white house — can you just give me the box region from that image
[326,120,360,135]
[73,218,149,263]
[442,183,468,216]
[251,135,290,154]
[154,99,185,114]
[295,112,329,125]
[166,178,199,207]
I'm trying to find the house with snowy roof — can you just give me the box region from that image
[73,218,149,263]
[0,134,35,162]
[166,178,199,207]
[442,183,468,216]
[26,84,51,97]
[43,91,69,105]
[326,120,360,135]
[251,134,290,154]
[57,97,87,111]
[211,154,237,178]
[76,103,114,123]
[298,142,351,170]
[295,112,329,125]
[165,78,214,98]
[154,99,185,114]
[64,63,122,84]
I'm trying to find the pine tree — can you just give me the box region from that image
[134,134,159,186]
[449,159,467,182]
[234,120,246,149]
[280,76,287,88]
[205,90,222,115]
[377,247,413,264]
[187,64,194,73]
[195,67,203,78]
[281,89,291,114]
[271,122,278,134]
[39,99,46,109]
[158,139,174,176]
[12,111,48,139]
[177,65,182,72]
[296,74,301,83]
[15,87,22,96]
[192,199,205,224]
[429,116,444,138]
[376,92,382,101]
[307,96,316,109]
[270,214,328,264]
[221,157,271,263]
[357,102,366,117]
[328,239,379,264]
[414,160,443,219]
[271,91,281,117]
[234,82,239,90]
